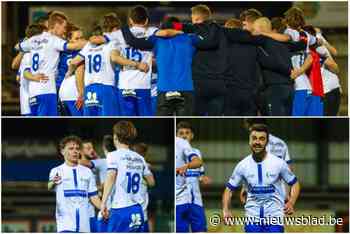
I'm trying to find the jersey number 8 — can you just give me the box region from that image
[32,53,40,72]
[126,172,141,194]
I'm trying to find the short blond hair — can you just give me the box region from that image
[254,17,272,32]
[48,11,67,29]
[191,4,212,21]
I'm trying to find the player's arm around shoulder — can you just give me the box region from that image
[66,54,84,78]
[14,37,31,52]
[259,31,291,42]
[121,26,154,50]
[66,39,87,51]
[290,53,313,80]
[155,29,183,37]
[110,49,149,73]
[324,56,339,74]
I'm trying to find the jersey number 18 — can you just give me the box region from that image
[126,172,141,194]
[87,54,102,73]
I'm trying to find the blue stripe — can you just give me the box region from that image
[63,42,68,51]
[185,171,202,177]
[188,153,197,162]
[90,161,95,169]
[76,209,80,232]
[23,68,31,73]
[104,35,110,43]
[257,164,263,185]
[107,168,117,171]
[225,182,239,191]
[88,191,98,197]
[64,193,87,198]
[260,206,264,218]
[191,188,194,203]
[250,186,275,194]
[18,42,25,52]
[287,177,298,186]
[64,189,87,197]
[64,189,87,193]
[73,169,78,188]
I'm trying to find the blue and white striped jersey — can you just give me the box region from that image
[49,163,98,232]
[226,153,297,220]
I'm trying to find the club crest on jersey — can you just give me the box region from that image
[129,213,142,228]
[79,177,89,187]
[266,172,277,178]
[85,92,100,106]
[29,97,38,106]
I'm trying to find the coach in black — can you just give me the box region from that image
[175,6,264,116]
[187,5,225,116]
[223,15,261,116]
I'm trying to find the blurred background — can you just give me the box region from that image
[1,1,348,115]
[2,118,174,232]
[178,118,349,232]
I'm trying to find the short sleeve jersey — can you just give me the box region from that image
[106,148,152,209]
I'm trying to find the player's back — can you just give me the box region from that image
[80,42,115,87]
[21,32,67,97]
[107,148,149,209]
[115,27,157,90]
[91,158,108,185]
[153,34,196,92]
[284,28,313,91]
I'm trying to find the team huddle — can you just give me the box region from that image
[176,119,300,232]
[13,4,341,116]
[48,121,155,232]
